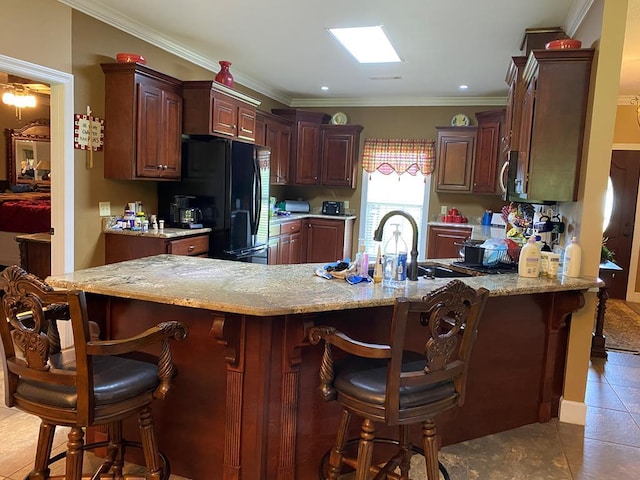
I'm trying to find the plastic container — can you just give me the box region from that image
[383,224,408,288]
[518,236,541,278]
[563,237,582,277]
[356,239,369,277]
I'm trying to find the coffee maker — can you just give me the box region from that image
[170,195,203,228]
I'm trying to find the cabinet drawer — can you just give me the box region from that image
[280,220,302,235]
[269,223,281,237]
[168,235,209,256]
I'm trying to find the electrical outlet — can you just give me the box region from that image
[99,201,111,217]
[343,201,350,209]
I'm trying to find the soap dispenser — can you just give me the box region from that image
[383,224,408,288]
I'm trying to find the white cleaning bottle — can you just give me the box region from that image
[518,236,541,278]
[563,236,582,277]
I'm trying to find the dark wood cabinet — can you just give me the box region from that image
[514,48,594,203]
[102,63,183,180]
[503,56,527,156]
[105,232,209,264]
[271,109,363,188]
[473,109,505,194]
[256,110,292,185]
[426,225,472,259]
[435,127,477,193]
[268,220,302,264]
[16,233,51,280]
[320,125,364,188]
[272,109,326,186]
[304,217,354,263]
[182,81,259,143]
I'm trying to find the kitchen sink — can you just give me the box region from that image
[368,264,474,279]
[417,265,473,278]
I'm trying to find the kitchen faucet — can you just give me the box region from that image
[373,210,419,281]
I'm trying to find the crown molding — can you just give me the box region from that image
[290,96,507,108]
[564,0,596,37]
[619,95,639,105]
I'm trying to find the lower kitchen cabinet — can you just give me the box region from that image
[269,220,303,265]
[105,232,209,264]
[305,217,354,264]
[16,233,51,280]
[426,225,472,259]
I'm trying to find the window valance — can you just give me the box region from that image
[361,138,435,176]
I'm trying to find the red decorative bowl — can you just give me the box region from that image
[545,39,582,50]
[116,53,146,64]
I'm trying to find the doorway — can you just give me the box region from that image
[604,150,640,299]
[0,54,74,275]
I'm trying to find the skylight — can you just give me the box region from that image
[328,26,401,64]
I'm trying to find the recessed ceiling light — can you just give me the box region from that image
[459,84,469,90]
[328,26,401,63]
[321,86,329,91]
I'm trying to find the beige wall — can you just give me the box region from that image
[614,104,640,143]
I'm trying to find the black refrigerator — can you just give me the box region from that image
[158,136,271,263]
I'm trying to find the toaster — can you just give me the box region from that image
[322,201,345,216]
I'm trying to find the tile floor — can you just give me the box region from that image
[1,352,640,479]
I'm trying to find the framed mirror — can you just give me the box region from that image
[5,119,50,189]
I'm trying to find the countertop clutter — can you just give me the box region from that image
[103,227,211,238]
[46,254,602,317]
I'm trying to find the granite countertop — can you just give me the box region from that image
[46,255,602,317]
[103,227,211,239]
[428,221,506,241]
[270,213,357,225]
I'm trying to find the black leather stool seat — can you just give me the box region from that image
[334,355,456,409]
[16,354,159,408]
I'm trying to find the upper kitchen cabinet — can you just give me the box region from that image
[182,81,260,143]
[473,109,505,194]
[255,110,293,185]
[272,109,330,185]
[514,48,594,203]
[102,63,183,180]
[320,124,364,188]
[503,56,527,156]
[435,126,476,193]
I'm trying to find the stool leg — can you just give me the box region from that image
[137,406,162,480]
[398,425,411,480]
[328,410,351,480]
[421,419,439,480]
[108,421,125,479]
[355,418,375,480]
[31,421,55,479]
[65,427,85,480]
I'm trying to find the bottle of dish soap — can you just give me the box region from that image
[518,235,541,278]
[373,243,383,283]
[383,224,408,288]
[563,236,582,277]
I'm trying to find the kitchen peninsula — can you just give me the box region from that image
[46,256,602,480]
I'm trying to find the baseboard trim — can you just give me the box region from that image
[558,396,587,425]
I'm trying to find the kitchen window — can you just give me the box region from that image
[359,139,434,260]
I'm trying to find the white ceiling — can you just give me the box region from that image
[58,0,639,107]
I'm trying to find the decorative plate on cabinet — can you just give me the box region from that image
[330,112,348,125]
[450,113,470,126]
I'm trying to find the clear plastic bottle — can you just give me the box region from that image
[383,224,408,288]
[563,236,582,277]
[518,235,541,278]
[356,239,369,277]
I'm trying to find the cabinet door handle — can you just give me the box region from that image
[188,245,195,252]
[308,224,312,228]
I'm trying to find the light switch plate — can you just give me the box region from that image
[343,201,350,209]
[99,201,111,217]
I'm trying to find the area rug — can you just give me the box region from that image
[603,299,640,354]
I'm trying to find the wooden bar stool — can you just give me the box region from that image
[0,265,188,479]
[309,279,489,480]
